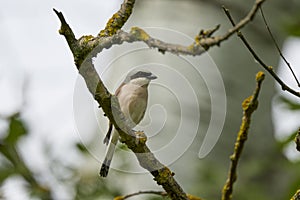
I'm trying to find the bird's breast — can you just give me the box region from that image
[117,83,148,127]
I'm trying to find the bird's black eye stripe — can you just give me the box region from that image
[130,71,152,79]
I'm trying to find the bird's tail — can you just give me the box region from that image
[100,131,119,177]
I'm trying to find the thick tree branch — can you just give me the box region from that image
[99,0,136,37]
[222,72,265,200]
[53,0,267,199]
[54,5,188,200]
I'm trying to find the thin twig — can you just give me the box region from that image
[295,128,300,152]
[114,190,168,200]
[114,191,204,200]
[259,6,300,87]
[222,6,300,98]
[219,0,265,44]
[222,72,265,200]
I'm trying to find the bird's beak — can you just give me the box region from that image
[148,74,157,80]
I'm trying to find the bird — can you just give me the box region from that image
[100,69,157,177]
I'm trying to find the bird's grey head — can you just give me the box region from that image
[124,69,157,84]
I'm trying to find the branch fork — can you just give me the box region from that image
[53,0,271,199]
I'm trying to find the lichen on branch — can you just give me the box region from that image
[53,1,188,199]
[99,0,136,37]
[295,128,300,152]
[291,189,300,200]
[223,3,300,98]
[222,71,265,200]
[53,0,269,199]
[55,0,268,68]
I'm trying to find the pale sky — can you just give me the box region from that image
[0,1,120,199]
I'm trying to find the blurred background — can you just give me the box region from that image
[1,0,300,199]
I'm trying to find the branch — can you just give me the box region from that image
[259,7,300,87]
[219,0,265,44]
[295,128,300,152]
[54,4,188,200]
[114,191,203,200]
[222,5,300,98]
[99,0,136,37]
[114,190,167,200]
[291,189,300,200]
[53,0,267,199]
[54,0,266,68]
[222,72,265,200]
[52,9,78,57]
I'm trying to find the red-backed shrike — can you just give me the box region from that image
[100,70,157,177]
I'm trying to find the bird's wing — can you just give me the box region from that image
[128,90,148,125]
[103,82,125,145]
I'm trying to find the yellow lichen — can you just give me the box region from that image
[194,35,201,45]
[291,189,300,200]
[113,196,124,200]
[80,35,94,43]
[187,194,203,200]
[135,131,147,145]
[242,96,252,111]
[99,13,126,37]
[130,27,150,40]
[98,1,135,37]
[154,167,172,185]
[255,71,265,82]
[267,66,273,71]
